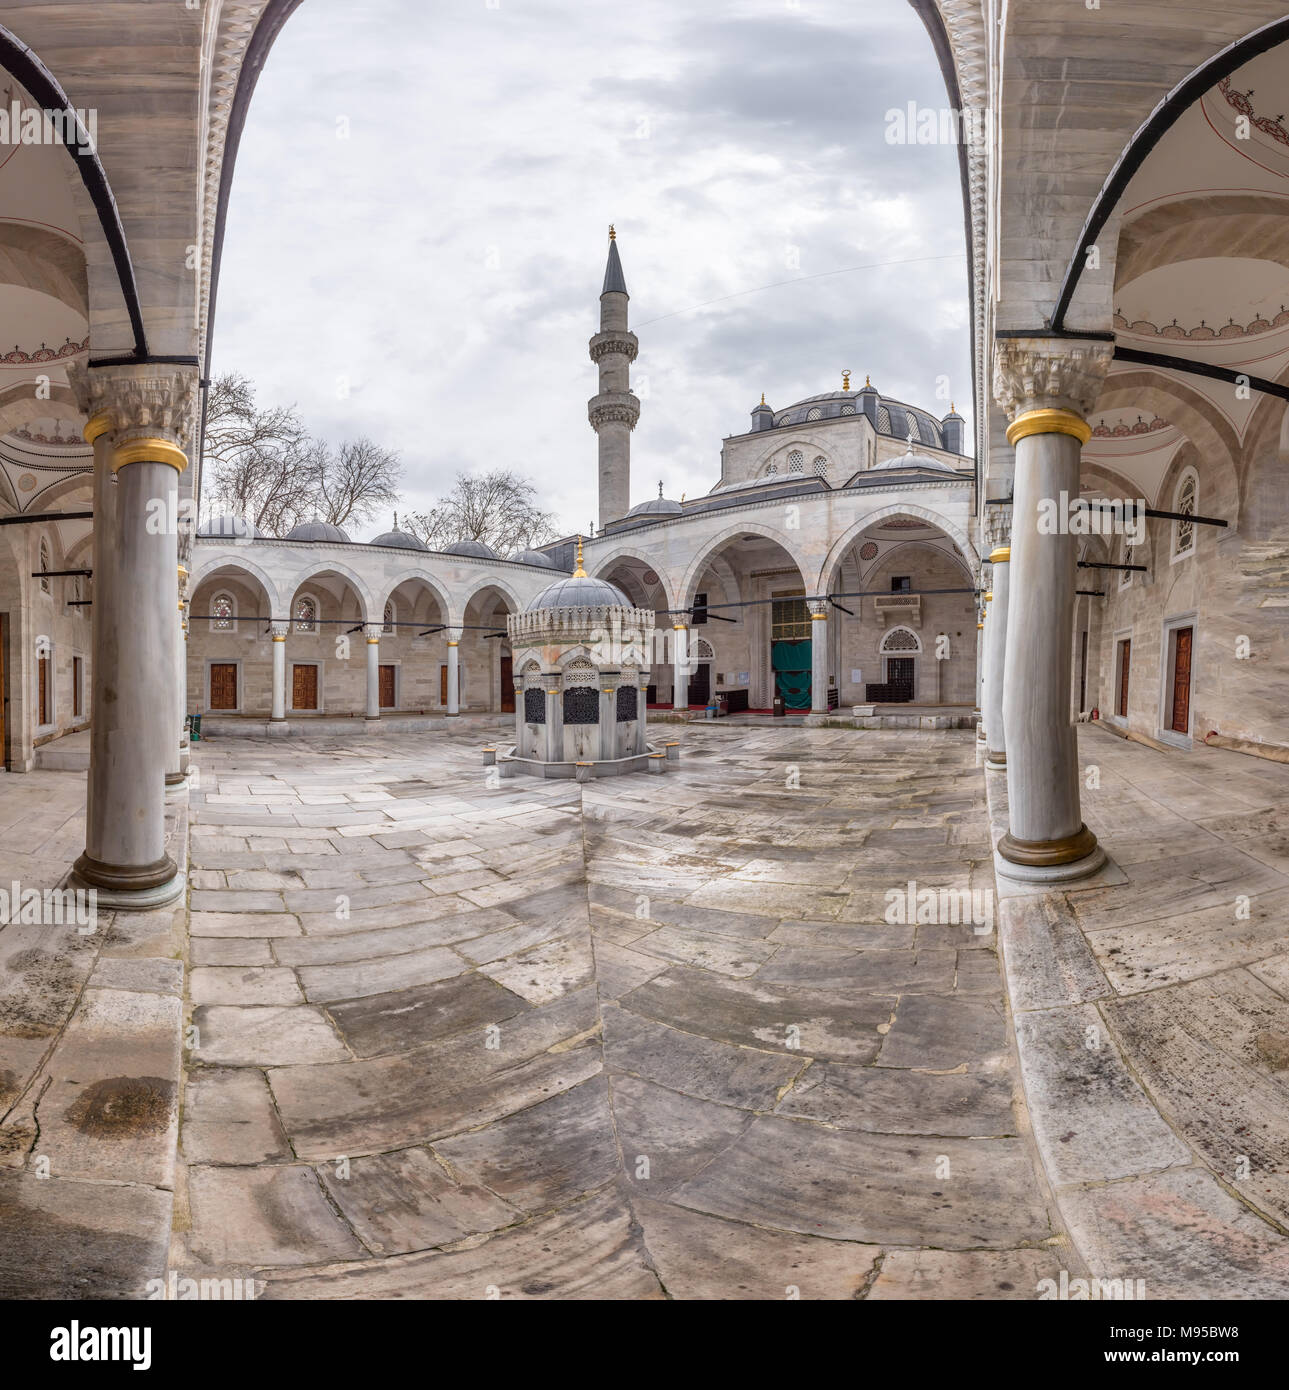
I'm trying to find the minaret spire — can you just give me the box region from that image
[588,226,639,528]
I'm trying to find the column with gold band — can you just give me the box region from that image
[672,622,688,713]
[807,600,830,719]
[69,366,197,905]
[364,624,382,720]
[445,629,462,716]
[983,544,1010,770]
[992,339,1112,881]
[270,621,289,722]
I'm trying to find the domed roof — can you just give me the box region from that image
[871,442,961,475]
[197,513,263,540]
[626,495,682,518]
[444,538,500,560]
[508,547,561,568]
[768,377,949,451]
[525,575,631,612]
[370,528,428,551]
[286,519,351,543]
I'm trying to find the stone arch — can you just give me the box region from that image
[1115,195,1289,290]
[188,554,282,617]
[283,559,375,623]
[375,568,452,626]
[0,223,89,317]
[817,503,979,596]
[589,546,676,614]
[459,572,522,626]
[678,520,810,610]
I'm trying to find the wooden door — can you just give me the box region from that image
[210,662,237,710]
[1079,629,1088,713]
[73,656,83,717]
[0,619,6,761]
[440,664,448,707]
[1170,627,1192,733]
[379,664,396,710]
[500,654,514,713]
[292,663,318,710]
[1117,639,1131,718]
[38,652,50,724]
[689,663,711,706]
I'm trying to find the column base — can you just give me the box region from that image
[803,711,832,727]
[164,775,190,801]
[446,712,459,718]
[69,852,184,908]
[364,715,380,722]
[996,823,1105,883]
[985,749,1007,770]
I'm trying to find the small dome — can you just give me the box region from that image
[197,513,263,540]
[509,548,561,568]
[525,575,631,613]
[444,538,500,560]
[286,520,351,543]
[626,496,683,518]
[871,443,961,475]
[370,528,428,551]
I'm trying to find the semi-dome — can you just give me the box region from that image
[444,538,500,559]
[525,574,631,612]
[509,547,561,568]
[286,519,351,543]
[197,513,263,540]
[767,377,950,451]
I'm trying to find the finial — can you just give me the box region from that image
[760,392,766,406]
[393,511,399,530]
[950,402,955,414]
[865,374,871,388]
[658,480,664,498]
[609,224,616,241]
[573,535,587,577]
[842,369,851,391]
[906,432,915,452]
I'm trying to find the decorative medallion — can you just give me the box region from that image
[859,541,879,561]
[642,569,659,586]
[18,473,36,492]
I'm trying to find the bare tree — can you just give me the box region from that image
[405,469,560,554]
[201,373,402,534]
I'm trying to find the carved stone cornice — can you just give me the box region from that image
[588,393,641,431]
[589,331,639,365]
[67,361,200,451]
[992,337,1114,423]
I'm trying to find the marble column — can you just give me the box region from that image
[364,624,381,720]
[672,624,688,711]
[270,621,289,722]
[446,631,461,716]
[809,602,829,716]
[993,337,1113,882]
[164,568,185,795]
[177,566,190,777]
[600,680,617,760]
[69,366,197,906]
[984,547,1011,770]
[546,679,563,761]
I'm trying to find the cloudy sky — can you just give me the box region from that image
[214,0,970,540]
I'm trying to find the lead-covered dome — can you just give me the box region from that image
[626,495,682,518]
[444,538,500,560]
[286,520,351,543]
[871,441,961,474]
[770,379,949,451]
[525,574,630,612]
[370,526,428,551]
[197,513,264,540]
[509,547,561,567]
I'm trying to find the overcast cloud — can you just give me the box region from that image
[213,0,971,539]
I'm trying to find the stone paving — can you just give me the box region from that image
[993,727,1289,1299]
[0,770,187,1297]
[165,721,1066,1299]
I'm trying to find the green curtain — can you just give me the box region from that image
[772,640,812,709]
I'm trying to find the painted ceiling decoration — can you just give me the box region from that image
[0,335,88,363]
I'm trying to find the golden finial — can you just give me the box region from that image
[609,224,616,241]
[865,374,871,388]
[760,392,766,406]
[950,402,956,413]
[842,370,851,391]
[573,534,587,577]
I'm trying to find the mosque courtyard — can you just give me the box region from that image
[6,721,1289,1299]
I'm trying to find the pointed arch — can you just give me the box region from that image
[677,520,810,610]
[817,503,978,596]
[189,552,283,617]
[283,559,375,623]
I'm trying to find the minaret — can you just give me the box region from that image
[588,225,639,527]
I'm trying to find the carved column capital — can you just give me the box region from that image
[807,599,830,619]
[67,361,200,452]
[269,621,290,641]
[992,337,1113,422]
[983,503,1013,552]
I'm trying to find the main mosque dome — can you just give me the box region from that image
[771,384,948,448]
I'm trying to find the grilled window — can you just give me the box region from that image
[524,688,546,724]
[563,687,600,725]
[616,686,637,723]
[771,594,810,641]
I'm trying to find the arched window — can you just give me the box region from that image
[383,599,395,635]
[840,404,855,415]
[805,407,822,421]
[787,449,804,473]
[764,461,779,476]
[693,637,715,661]
[1172,469,1197,560]
[1118,534,1134,590]
[39,538,51,594]
[294,594,318,634]
[879,626,922,653]
[812,455,828,476]
[211,591,236,631]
